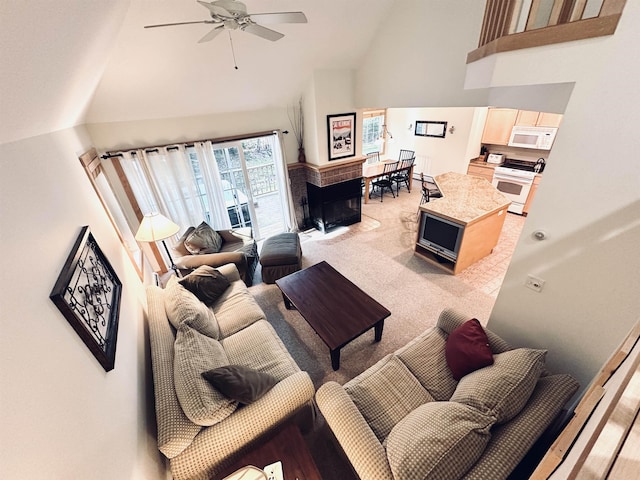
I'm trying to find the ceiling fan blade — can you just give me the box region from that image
[144,20,208,29]
[197,1,233,18]
[198,25,225,43]
[249,12,308,24]
[242,23,284,41]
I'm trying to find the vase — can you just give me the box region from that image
[298,147,306,163]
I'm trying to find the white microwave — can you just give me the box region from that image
[508,126,558,150]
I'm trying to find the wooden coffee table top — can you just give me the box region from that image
[275,261,391,351]
[214,422,321,480]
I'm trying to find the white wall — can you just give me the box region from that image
[0,126,165,479]
[356,0,488,109]
[87,107,300,164]
[386,107,483,176]
[467,5,640,395]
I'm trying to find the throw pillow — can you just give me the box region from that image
[179,266,231,307]
[396,328,459,401]
[173,323,238,426]
[164,275,220,339]
[344,356,435,442]
[386,401,495,480]
[173,226,195,257]
[184,221,223,254]
[202,365,278,404]
[450,348,547,424]
[445,318,494,381]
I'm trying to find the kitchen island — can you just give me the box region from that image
[415,172,511,274]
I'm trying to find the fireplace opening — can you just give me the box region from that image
[307,178,362,232]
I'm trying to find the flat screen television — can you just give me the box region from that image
[418,211,464,261]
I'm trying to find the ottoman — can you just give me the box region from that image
[259,232,302,284]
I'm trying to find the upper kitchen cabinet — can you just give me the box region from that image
[515,110,563,128]
[481,108,518,145]
[536,112,563,127]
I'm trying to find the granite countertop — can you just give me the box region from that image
[421,171,510,224]
[469,158,499,168]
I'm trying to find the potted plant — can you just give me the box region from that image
[288,98,305,163]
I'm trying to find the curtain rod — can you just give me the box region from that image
[105,129,288,157]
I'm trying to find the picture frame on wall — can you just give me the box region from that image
[415,120,448,138]
[50,226,122,372]
[327,112,356,161]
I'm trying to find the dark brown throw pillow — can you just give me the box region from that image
[202,365,278,404]
[179,265,230,307]
[445,318,494,381]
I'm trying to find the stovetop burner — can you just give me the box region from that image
[501,159,536,172]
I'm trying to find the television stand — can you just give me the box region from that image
[414,172,511,275]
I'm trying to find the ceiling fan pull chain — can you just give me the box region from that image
[228,31,238,70]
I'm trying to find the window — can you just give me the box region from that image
[362,109,387,155]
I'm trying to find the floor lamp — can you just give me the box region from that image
[135,213,180,274]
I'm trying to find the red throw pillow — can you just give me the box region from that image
[445,318,494,381]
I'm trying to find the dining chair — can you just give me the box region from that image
[399,149,415,161]
[420,172,442,204]
[370,161,399,202]
[366,151,380,164]
[392,157,415,195]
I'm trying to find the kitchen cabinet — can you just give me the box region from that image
[536,112,563,127]
[515,110,540,126]
[515,110,563,128]
[481,108,518,145]
[523,174,542,215]
[467,163,495,183]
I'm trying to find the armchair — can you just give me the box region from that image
[173,223,258,286]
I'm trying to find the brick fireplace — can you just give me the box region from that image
[287,157,364,233]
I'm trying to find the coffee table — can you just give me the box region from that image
[215,422,321,480]
[276,261,391,370]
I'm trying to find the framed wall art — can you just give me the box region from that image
[415,120,448,138]
[327,112,356,161]
[50,226,122,371]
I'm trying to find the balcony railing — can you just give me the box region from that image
[468,0,627,63]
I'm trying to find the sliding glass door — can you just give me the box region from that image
[211,137,286,240]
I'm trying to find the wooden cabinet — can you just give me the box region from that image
[467,163,495,183]
[481,108,518,145]
[515,110,563,128]
[523,174,542,215]
[483,108,563,146]
[515,110,540,126]
[536,112,563,127]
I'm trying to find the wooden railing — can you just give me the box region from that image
[468,0,627,63]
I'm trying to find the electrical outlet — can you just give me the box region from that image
[525,275,545,292]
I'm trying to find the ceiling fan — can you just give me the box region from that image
[144,0,308,43]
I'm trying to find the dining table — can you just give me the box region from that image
[362,159,414,203]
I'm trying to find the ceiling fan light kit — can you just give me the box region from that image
[144,0,307,43]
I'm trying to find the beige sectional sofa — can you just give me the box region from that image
[316,308,579,480]
[145,263,315,480]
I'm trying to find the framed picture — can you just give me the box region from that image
[327,112,356,160]
[50,226,122,372]
[415,120,448,138]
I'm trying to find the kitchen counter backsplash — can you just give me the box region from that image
[481,144,550,163]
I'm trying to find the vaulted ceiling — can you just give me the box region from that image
[1,0,394,144]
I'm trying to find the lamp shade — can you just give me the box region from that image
[135,213,180,242]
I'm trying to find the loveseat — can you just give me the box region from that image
[172,222,259,286]
[316,308,579,480]
[145,263,315,480]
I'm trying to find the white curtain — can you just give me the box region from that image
[192,142,232,230]
[270,130,298,232]
[117,150,158,217]
[141,146,205,231]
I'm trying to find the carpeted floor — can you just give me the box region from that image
[247,181,524,478]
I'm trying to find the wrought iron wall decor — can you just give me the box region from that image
[50,226,122,371]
